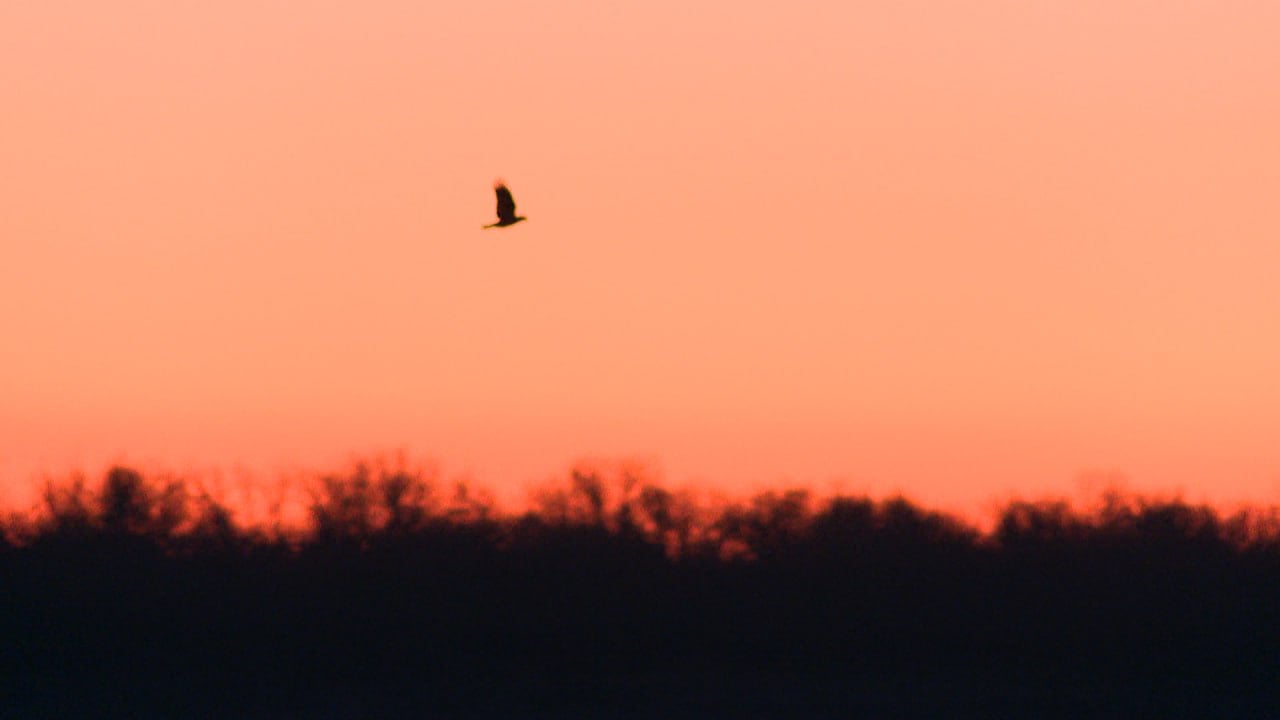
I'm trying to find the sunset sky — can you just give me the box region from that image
[3,1,1279,517]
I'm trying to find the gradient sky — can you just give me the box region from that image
[3,1,1280,517]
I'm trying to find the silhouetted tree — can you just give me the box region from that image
[377,470,434,536]
[995,499,1085,550]
[39,473,94,537]
[99,467,188,539]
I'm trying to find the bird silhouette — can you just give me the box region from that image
[483,181,527,228]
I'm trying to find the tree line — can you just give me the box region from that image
[4,464,1279,717]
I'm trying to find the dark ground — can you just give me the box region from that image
[3,466,1279,718]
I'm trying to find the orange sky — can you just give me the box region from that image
[3,1,1280,518]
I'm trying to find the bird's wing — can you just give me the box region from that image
[495,184,517,222]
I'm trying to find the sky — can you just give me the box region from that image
[3,1,1280,518]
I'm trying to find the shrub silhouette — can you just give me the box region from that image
[5,464,1280,718]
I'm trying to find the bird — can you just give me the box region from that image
[483,181,527,228]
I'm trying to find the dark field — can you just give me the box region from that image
[3,465,1279,718]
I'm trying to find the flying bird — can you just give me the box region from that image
[483,181,527,228]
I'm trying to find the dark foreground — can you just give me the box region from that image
[3,466,1280,717]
